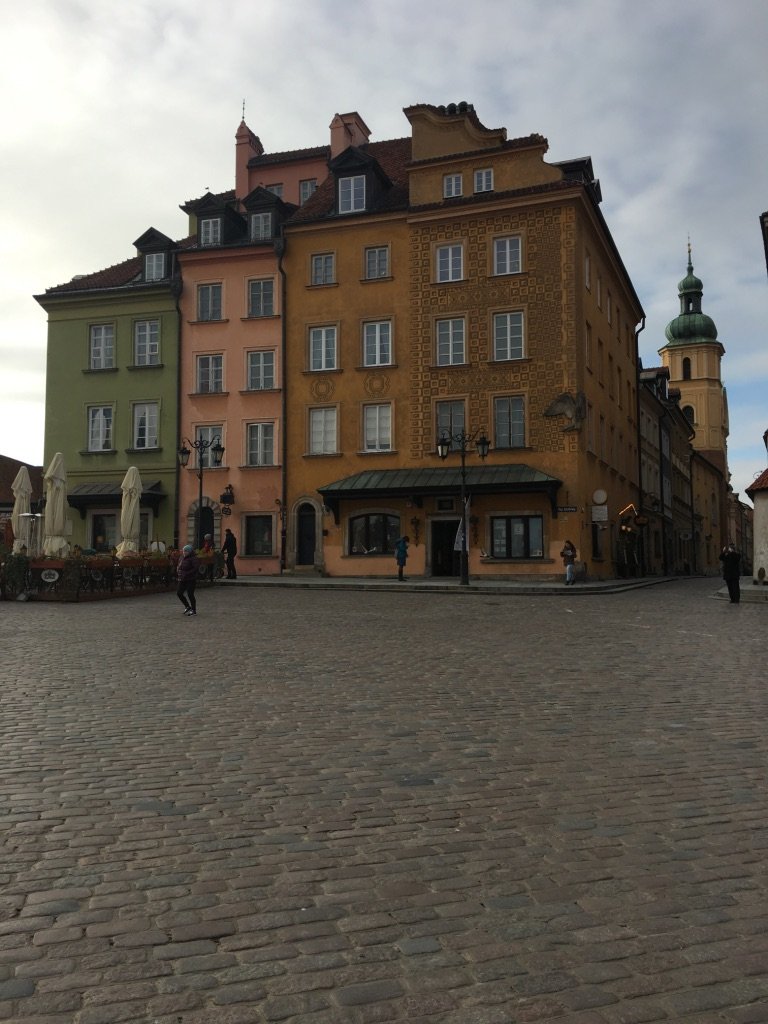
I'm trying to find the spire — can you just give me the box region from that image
[662,243,718,346]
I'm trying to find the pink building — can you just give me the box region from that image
[176,117,365,573]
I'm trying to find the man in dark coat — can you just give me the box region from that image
[719,543,741,604]
[222,528,238,579]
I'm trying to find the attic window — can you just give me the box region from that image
[339,175,365,214]
[200,218,221,247]
[250,212,273,241]
[145,253,166,281]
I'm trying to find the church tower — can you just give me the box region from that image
[659,246,729,476]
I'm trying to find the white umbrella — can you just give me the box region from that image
[116,466,143,558]
[11,465,32,553]
[42,452,68,556]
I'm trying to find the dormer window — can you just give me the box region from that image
[144,253,166,281]
[266,184,283,198]
[300,179,318,205]
[339,175,365,214]
[474,169,493,193]
[200,218,221,247]
[443,174,463,198]
[250,212,273,241]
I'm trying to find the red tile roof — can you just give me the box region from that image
[38,237,195,297]
[746,468,768,498]
[0,454,44,507]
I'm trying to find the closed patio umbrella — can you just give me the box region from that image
[11,465,32,553]
[42,452,68,556]
[116,466,143,558]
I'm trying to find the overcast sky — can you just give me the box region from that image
[2,0,767,501]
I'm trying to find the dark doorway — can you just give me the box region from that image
[431,519,460,577]
[198,506,214,548]
[296,503,317,565]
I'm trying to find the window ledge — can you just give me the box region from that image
[127,363,164,370]
[187,319,230,325]
[81,448,117,456]
[189,391,230,398]
[360,275,393,284]
[487,357,530,366]
[307,282,339,290]
[432,278,467,286]
[302,369,342,376]
[357,363,397,371]
[83,367,118,374]
[429,362,470,370]
[237,464,280,470]
[357,449,397,456]
[239,388,281,395]
[125,447,162,455]
[303,452,342,458]
[241,315,279,322]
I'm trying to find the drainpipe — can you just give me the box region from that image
[171,266,184,550]
[275,232,287,574]
[634,316,646,573]
[689,446,697,575]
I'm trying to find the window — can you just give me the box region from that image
[339,175,365,213]
[309,327,336,371]
[597,275,603,308]
[300,179,318,204]
[586,402,595,453]
[250,212,273,241]
[195,425,222,467]
[197,283,222,321]
[683,404,695,424]
[133,402,158,449]
[248,279,274,317]
[608,354,614,397]
[199,218,221,247]
[585,252,591,290]
[349,514,399,555]
[89,325,114,369]
[244,514,273,556]
[309,407,337,454]
[491,516,543,558]
[246,422,275,466]
[196,354,223,393]
[493,312,524,360]
[134,320,160,365]
[144,253,166,281]
[88,406,113,451]
[363,321,392,366]
[436,318,465,365]
[436,400,465,447]
[443,174,462,198]
[607,292,613,325]
[493,237,521,275]
[311,253,335,286]
[436,244,463,282]
[247,350,275,391]
[363,404,392,451]
[617,367,623,408]
[474,168,493,192]
[365,246,389,279]
[494,396,525,448]
[266,184,283,198]
[682,357,692,380]
[585,322,592,368]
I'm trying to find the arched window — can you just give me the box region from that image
[683,405,695,424]
[682,357,691,380]
[349,514,400,555]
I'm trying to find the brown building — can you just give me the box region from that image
[282,102,644,580]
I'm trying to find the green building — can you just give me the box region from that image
[36,229,182,551]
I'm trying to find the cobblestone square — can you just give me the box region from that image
[1,578,767,1023]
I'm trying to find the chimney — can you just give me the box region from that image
[236,120,264,199]
[329,112,371,158]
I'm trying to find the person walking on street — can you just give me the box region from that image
[177,544,199,615]
[719,543,741,604]
[222,528,238,579]
[394,535,410,581]
[560,539,577,585]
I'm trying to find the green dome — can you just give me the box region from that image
[663,248,719,347]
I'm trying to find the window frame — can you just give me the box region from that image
[299,179,318,205]
[493,236,522,276]
[436,243,463,283]
[309,326,337,371]
[311,252,336,286]
[87,405,114,452]
[436,317,466,366]
[436,400,465,449]
[443,173,463,198]
[89,324,115,370]
[493,395,525,449]
[493,311,524,361]
[199,217,221,247]
[363,402,392,452]
[244,514,274,556]
[363,320,392,367]
[196,353,223,394]
[195,424,223,468]
[246,421,275,467]
[364,246,389,280]
[246,350,276,391]
[132,401,159,450]
[308,407,337,455]
[197,283,222,322]
[248,278,275,318]
[339,174,365,213]
[134,319,160,366]
[474,168,493,193]
[250,212,273,241]
[144,253,166,281]
[349,513,400,556]
[491,515,544,559]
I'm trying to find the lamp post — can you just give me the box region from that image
[178,435,225,548]
[436,428,490,586]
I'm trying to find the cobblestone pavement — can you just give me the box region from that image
[1,578,767,1024]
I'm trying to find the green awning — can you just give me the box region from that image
[318,464,562,521]
[67,480,166,516]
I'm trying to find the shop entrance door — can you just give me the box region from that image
[431,519,460,577]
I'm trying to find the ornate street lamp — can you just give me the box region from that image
[178,435,224,548]
[436,428,490,586]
